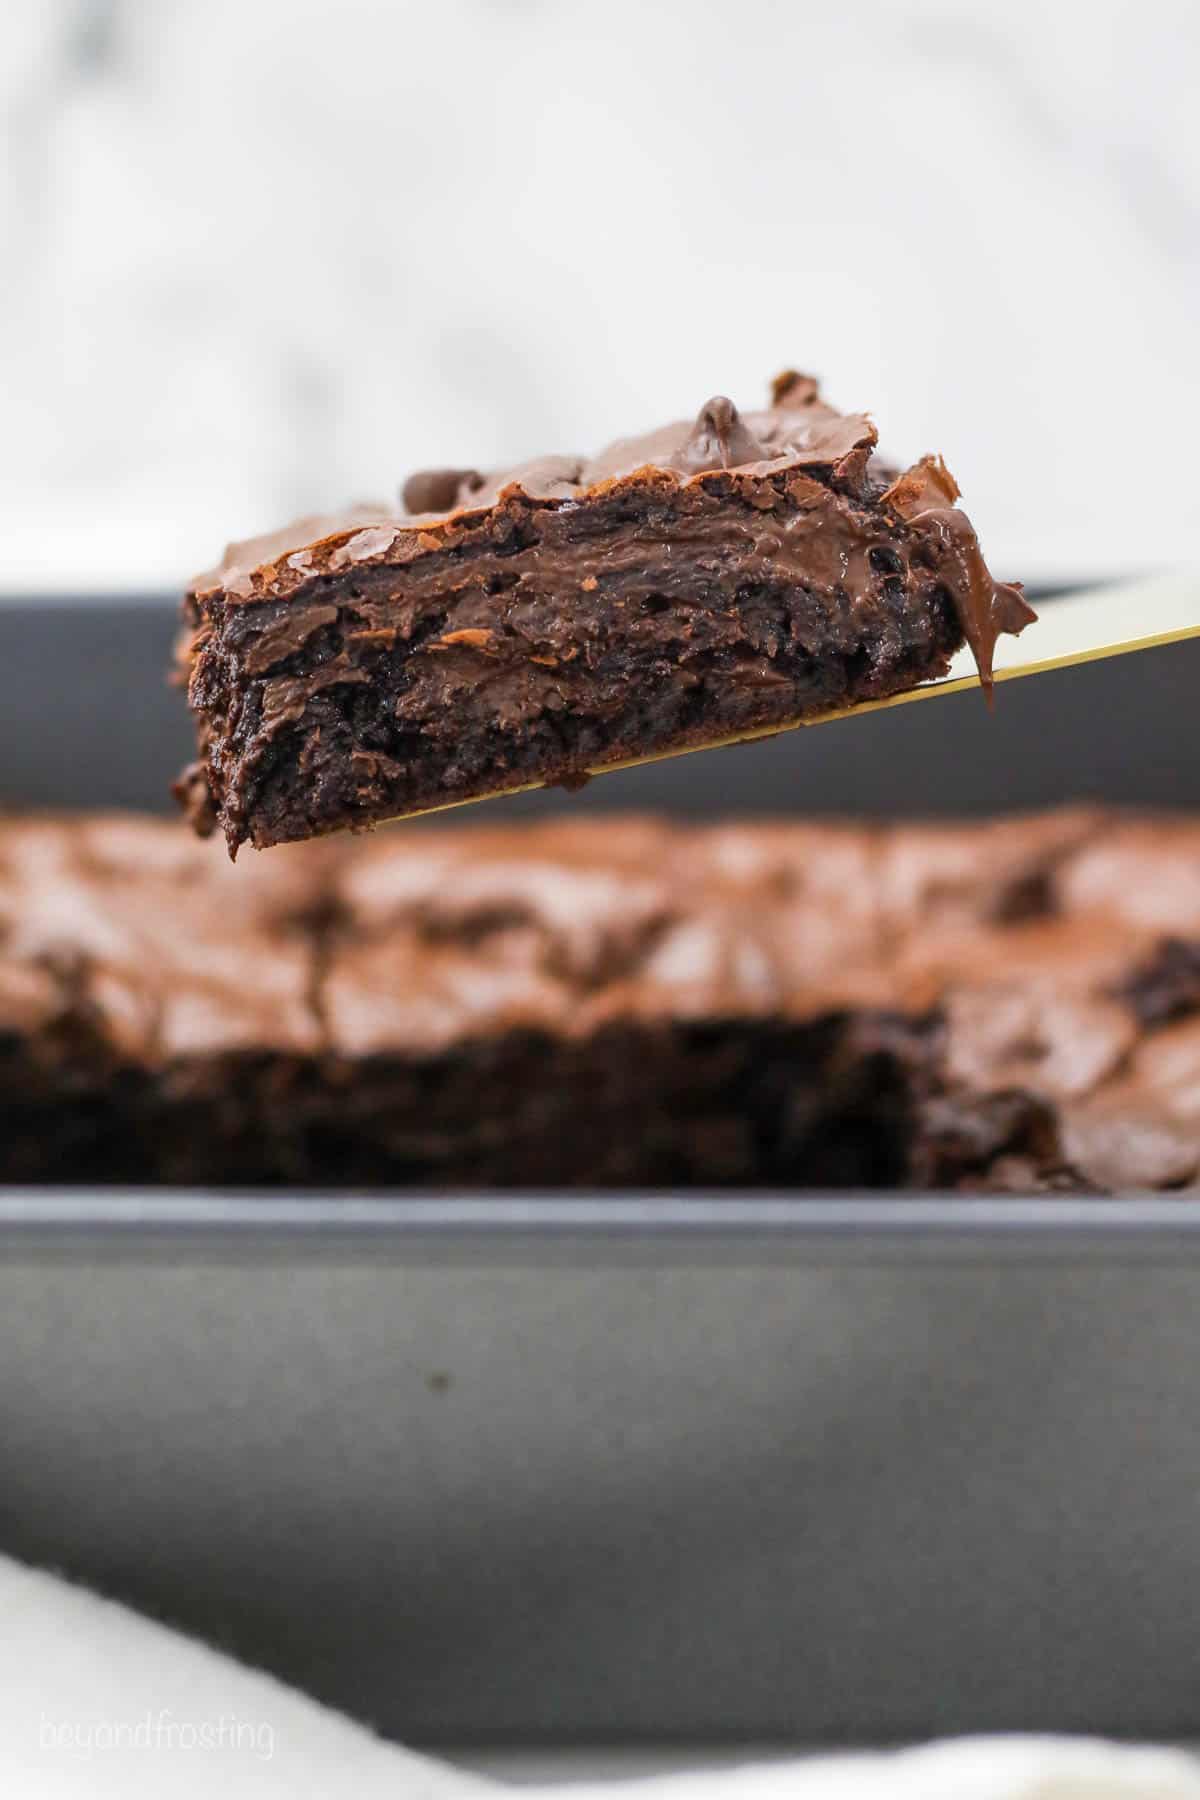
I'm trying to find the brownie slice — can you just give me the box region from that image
[175,372,1033,855]
[2,810,1199,1192]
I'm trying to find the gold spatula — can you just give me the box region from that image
[396,570,1200,820]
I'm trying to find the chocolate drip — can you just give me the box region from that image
[883,455,1035,696]
[402,468,483,515]
[670,397,770,476]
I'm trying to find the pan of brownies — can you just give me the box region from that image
[1,592,1199,1742]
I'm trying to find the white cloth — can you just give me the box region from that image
[0,1554,1196,1799]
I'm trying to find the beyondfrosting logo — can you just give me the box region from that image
[38,1708,276,1761]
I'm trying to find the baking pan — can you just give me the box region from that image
[3,593,1200,1745]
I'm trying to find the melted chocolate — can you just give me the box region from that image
[882,455,1035,695]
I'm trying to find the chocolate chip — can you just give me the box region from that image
[869,545,903,576]
[670,397,770,476]
[401,468,483,515]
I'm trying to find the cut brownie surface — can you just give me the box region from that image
[2,809,1198,1191]
[175,372,1033,854]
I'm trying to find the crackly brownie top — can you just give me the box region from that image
[0,817,333,1059]
[188,371,1032,691]
[2,810,1199,1191]
[191,373,875,600]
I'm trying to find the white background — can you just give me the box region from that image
[2,0,1197,591]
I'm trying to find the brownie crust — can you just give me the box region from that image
[176,374,1032,854]
[2,809,1197,1193]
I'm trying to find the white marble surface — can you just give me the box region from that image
[1,0,1197,591]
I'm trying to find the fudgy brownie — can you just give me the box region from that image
[2,810,1197,1191]
[176,373,1034,854]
